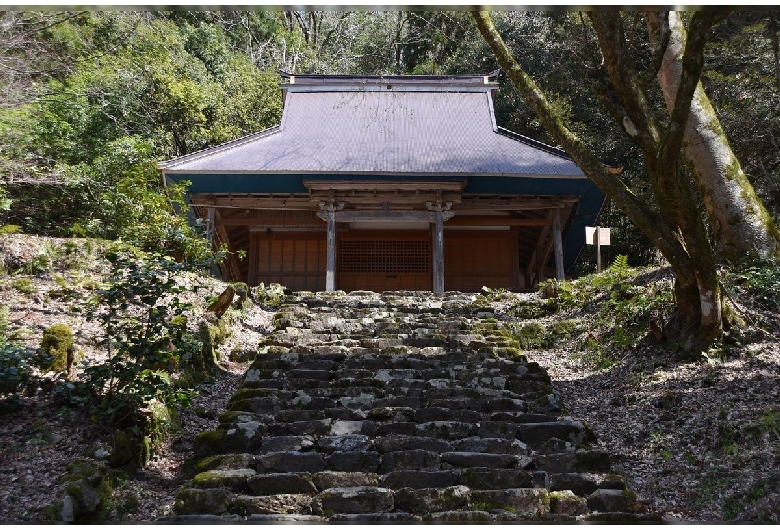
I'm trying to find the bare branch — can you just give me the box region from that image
[471,10,689,269]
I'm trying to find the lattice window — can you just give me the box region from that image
[338,240,430,273]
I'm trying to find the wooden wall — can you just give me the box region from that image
[249,229,521,292]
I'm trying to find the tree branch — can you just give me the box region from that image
[769,12,780,91]
[642,11,671,86]
[471,10,689,267]
[588,11,663,156]
[658,11,718,171]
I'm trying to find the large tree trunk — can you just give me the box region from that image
[588,11,724,349]
[648,11,780,262]
[473,11,723,351]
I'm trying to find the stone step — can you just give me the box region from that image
[172,290,643,522]
[174,481,623,520]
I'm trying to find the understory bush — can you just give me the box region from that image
[0,343,53,411]
[54,251,221,466]
[74,254,209,428]
[544,257,675,366]
[726,256,780,310]
[1,305,52,411]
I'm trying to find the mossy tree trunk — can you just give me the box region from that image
[647,11,780,262]
[473,10,725,350]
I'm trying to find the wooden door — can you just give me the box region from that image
[444,231,519,291]
[250,232,326,291]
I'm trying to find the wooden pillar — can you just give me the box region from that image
[317,200,343,292]
[552,208,565,281]
[325,209,336,292]
[433,209,445,293]
[206,207,216,247]
[427,197,452,294]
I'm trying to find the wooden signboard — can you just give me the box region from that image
[585,226,611,272]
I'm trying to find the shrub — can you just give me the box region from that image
[729,256,780,310]
[0,225,21,234]
[40,323,74,373]
[1,304,52,408]
[0,343,52,409]
[75,254,208,428]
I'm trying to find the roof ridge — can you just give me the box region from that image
[279,70,499,83]
[495,127,573,161]
[158,126,281,170]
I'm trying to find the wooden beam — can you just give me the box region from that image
[205,207,216,246]
[510,229,522,289]
[526,210,554,286]
[216,214,553,227]
[192,194,579,212]
[445,217,552,227]
[190,194,313,209]
[213,210,243,282]
[325,210,336,292]
[216,217,321,227]
[459,197,579,210]
[317,210,455,223]
[309,190,462,205]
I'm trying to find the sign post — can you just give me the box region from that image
[585,226,611,273]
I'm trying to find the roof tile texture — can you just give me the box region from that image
[164,90,583,177]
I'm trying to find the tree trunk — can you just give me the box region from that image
[590,10,723,350]
[473,11,723,351]
[647,11,780,262]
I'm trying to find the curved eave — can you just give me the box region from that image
[158,125,282,171]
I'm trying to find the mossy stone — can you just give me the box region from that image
[40,323,74,373]
[196,453,256,473]
[174,487,232,515]
[198,320,221,373]
[549,490,587,516]
[194,430,227,458]
[55,460,113,521]
[193,468,255,492]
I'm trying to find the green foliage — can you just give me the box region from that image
[11,277,36,294]
[70,253,208,428]
[0,343,51,405]
[40,323,74,372]
[758,409,780,438]
[0,186,10,214]
[1,304,53,409]
[727,256,780,310]
[611,254,630,272]
[548,265,674,367]
[0,11,282,253]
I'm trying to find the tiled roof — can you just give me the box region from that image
[160,79,584,177]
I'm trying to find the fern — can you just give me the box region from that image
[611,254,630,272]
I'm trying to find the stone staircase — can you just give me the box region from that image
[166,290,652,522]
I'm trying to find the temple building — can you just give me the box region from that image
[159,72,604,292]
